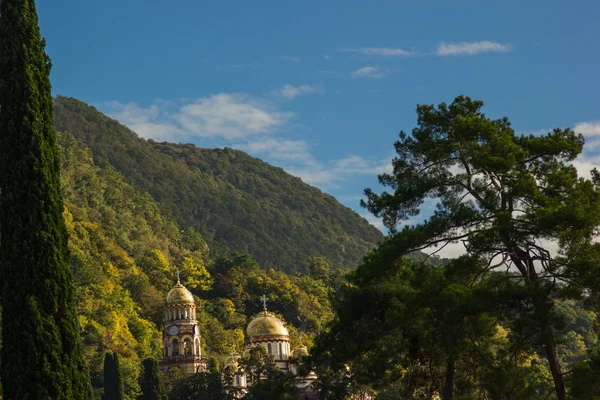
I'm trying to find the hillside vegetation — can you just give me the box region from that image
[59,130,341,398]
[54,96,383,272]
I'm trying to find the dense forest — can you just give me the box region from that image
[54,96,383,272]
[58,129,345,398]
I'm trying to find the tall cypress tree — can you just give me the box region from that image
[140,358,166,400]
[0,0,90,398]
[103,353,124,400]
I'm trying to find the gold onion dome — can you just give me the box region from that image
[246,311,289,338]
[291,344,309,358]
[166,282,194,303]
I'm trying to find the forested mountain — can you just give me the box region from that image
[59,130,342,398]
[54,95,383,272]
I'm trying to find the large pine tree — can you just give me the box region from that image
[0,0,90,398]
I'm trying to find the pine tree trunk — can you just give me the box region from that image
[541,324,566,400]
[0,1,90,398]
[442,357,455,400]
[511,249,566,400]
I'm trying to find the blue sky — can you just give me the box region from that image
[38,0,600,244]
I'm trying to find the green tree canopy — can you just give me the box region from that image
[359,96,600,399]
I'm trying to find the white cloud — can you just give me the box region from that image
[574,121,600,152]
[289,156,392,186]
[103,101,160,125]
[333,155,392,175]
[178,94,293,138]
[234,138,314,164]
[101,94,294,141]
[361,212,385,231]
[277,84,324,99]
[101,101,184,140]
[522,121,600,177]
[421,241,467,259]
[436,41,512,56]
[573,154,600,180]
[574,121,600,136]
[352,66,389,79]
[290,168,338,186]
[281,55,301,62]
[340,47,414,56]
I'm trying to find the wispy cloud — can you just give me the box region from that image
[352,66,389,79]
[234,137,393,187]
[280,55,301,62]
[340,47,414,56]
[436,41,512,56]
[276,84,324,99]
[234,138,314,164]
[289,155,392,186]
[101,94,294,141]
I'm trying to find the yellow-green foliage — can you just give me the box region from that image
[57,131,338,398]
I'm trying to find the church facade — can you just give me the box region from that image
[160,279,318,398]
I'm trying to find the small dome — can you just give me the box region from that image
[246,311,289,338]
[225,356,239,369]
[167,282,194,303]
[292,344,309,358]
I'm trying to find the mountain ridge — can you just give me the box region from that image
[54,95,383,271]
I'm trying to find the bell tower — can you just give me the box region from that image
[159,270,206,375]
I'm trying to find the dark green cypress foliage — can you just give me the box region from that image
[0,0,90,398]
[103,353,115,400]
[103,352,124,400]
[113,353,124,400]
[140,358,166,400]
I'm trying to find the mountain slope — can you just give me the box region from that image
[54,96,383,271]
[58,131,338,398]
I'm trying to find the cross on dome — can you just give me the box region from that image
[260,294,268,311]
[176,268,181,283]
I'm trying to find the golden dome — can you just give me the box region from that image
[166,282,194,303]
[246,311,289,338]
[291,344,309,358]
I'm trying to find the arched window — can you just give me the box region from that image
[236,375,240,386]
[184,338,192,356]
[195,339,200,356]
[267,343,272,355]
[279,343,283,358]
[172,339,179,356]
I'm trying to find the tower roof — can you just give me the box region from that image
[166,282,194,303]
